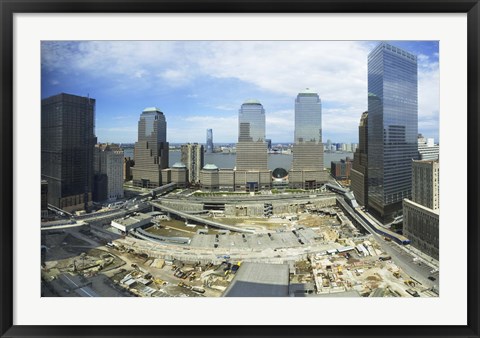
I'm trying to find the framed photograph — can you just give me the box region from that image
[1,1,479,337]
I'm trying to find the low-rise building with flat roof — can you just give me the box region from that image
[223,262,289,297]
[111,212,152,233]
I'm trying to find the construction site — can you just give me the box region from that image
[41,191,438,298]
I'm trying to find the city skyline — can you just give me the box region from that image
[40,41,442,300]
[41,40,439,144]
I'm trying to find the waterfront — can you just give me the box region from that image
[123,148,352,170]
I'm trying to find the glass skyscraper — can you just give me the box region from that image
[351,111,369,207]
[367,42,418,221]
[236,99,267,171]
[292,89,324,171]
[294,88,322,144]
[238,99,266,142]
[206,129,214,153]
[290,89,327,189]
[132,107,169,188]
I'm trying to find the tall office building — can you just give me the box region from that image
[181,143,204,184]
[351,112,369,206]
[94,143,124,201]
[132,107,169,188]
[206,129,214,153]
[367,43,419,222]
[411,160,440,210]
[235,100,267,170]
[403,159,439,259]
[290,89,327,189]
[41,93,96,212]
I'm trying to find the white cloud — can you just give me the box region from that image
[192,41,369,109]
[42,41,439,143]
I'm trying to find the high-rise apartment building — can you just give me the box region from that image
[289,89,327,189]
[235,100,268,171]
[181,143,204,184]
[206,129,214,153]
[41,93,96,212]
[94,143,124,201]
[351,112,369,206]
[367,43,419,222]
[132,107,169,188]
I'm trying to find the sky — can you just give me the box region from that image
[41,40,439,144]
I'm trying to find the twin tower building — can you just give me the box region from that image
[132,89,328,192]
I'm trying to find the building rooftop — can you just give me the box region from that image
[203,164,219,170]
[298,88,317,94]
[172,162,187,169]
[113,213,152,227]
[243,99,261,105]
[143,107,162,113]
[223,262,289,297]
[404,198,440,215]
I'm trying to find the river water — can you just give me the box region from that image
[124,148,352,170]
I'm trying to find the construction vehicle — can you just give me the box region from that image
[406,288,420,297]
[404,280,416,287]
[192,286,205,294]
[154,278,166,285]
[393,271,401,278]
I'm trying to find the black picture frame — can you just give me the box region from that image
[1,1,479,337]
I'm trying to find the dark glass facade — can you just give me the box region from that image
[351,112,369,206]
[41,93,96,211]
[367,43,418,221]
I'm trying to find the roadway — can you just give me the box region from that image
[336,197,439,293]
[149,201,256,234]
[59,274,99,297]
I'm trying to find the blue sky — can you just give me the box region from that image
[41,40,439,144]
